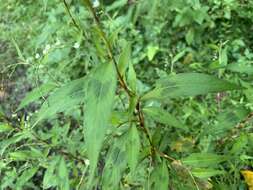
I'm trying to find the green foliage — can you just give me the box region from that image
[1,0,253,189]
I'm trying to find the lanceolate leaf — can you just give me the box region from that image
[126,125,140,172]
[192,168,225,179]
[18,83,57,111]
[33,77,86,125]
[84,63,117,184]
[143,106,188,131]
[182,153,228,167]
[127,61,137,92]
[58,157,70,190]
[142,73,241,100]
[118,42,131,77]
[150,160,169,190]
[16,166,39,188]
[227,63,253,75]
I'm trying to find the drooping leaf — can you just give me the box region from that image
[142,73,241,100]
[143,106,188,131]
[84,63,117,184]
[182,153,228,167]
[18,83,57,111]
[126,125,140,172]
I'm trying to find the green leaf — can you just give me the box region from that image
[16,166,39,188]
[185,28,194,45]
[142,73,241,100]
[84,63,117,184]
[230,134,248,155]
[118,42,131,76]
[58,157,70,190]
[9,149,43,161]
[127,61,137,92]
[143,106,188,131]
[182,153,228,167]
[205,107,249,137]
[33,77,86,125]
[219,46,228,67]
[18,83,57,111]
[0,132,31,156]
[11,38,25,62]
[172,50,186,64]
[0,122,13,133]
[192,168,225,179]
[43,157,60,189]
[227,63,253,75]
[126,125,140,172]
[102,137,127,190]
[147,45,159,61]
[150,160,169,190]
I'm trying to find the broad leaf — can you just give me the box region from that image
[84,63,117,184]
[142,73,240,100]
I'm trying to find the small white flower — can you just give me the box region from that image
[84,159,90,166]
[92,0,100,8]
[12,113,17,118]
[73,42,80,49]
[35,53,40,59]
[43,44,51,55]
[55,39,61,46]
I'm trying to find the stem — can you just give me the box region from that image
[82,0,133,97]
